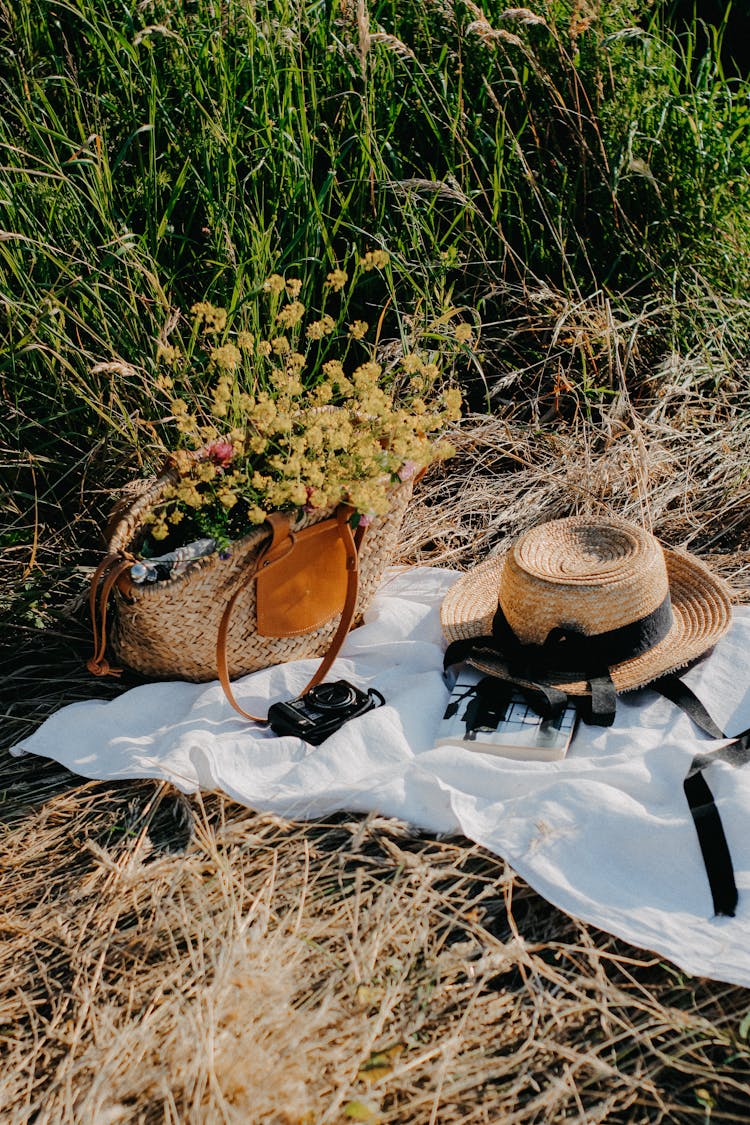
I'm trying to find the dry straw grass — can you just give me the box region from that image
[402,390,750,581]
[3,778,750,1123]
[2,375,750,1122]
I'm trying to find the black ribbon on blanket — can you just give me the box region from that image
[652,675,750,918]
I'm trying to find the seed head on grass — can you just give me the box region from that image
[306,315,336,340]
[156,343,183,366]
[263,274,286,296]
[190,302,227,334]
[326,268,348,291]
[210,343,242,372]
[276,300,305,329]
[360,249,390,270]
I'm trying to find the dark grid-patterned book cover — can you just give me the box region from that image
[437,667,578,760]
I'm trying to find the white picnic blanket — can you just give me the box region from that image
[13,568,750,987]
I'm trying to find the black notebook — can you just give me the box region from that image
[437,667,578,760]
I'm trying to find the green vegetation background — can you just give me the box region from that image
[2,0,749,616]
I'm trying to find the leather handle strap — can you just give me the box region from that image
[299,508,362,694]
[216,509,364,723]
[87,553,135,677]
[215,514,295,722]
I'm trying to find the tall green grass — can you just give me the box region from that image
[1,0,749,605]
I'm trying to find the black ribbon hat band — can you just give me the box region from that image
[491,592,674,675]
[444,593,674,714]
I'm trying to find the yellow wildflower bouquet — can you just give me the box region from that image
[145,255,466,551]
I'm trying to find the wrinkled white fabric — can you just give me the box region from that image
[13,568,750,986]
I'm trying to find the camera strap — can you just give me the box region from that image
[216,507,364,723]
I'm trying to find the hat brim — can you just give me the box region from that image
[440,547,733,695]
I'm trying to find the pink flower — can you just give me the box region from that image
[303,486,318,513]
[205,440,234,469]
[398,459,419,482]
[358,512,375,528]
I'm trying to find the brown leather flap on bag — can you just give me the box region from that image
[255,517,349,638]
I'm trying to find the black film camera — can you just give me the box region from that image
[268,680,385,745]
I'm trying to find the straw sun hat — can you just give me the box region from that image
[441,516,733,698]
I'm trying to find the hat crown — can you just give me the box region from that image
[500,518,670,645]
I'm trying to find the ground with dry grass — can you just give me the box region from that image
[3,397,750,1123]
[4,778,750,1125]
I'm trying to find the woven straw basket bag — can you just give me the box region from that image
[90,459,413,690]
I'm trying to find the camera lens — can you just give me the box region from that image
[307,682,357,712]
